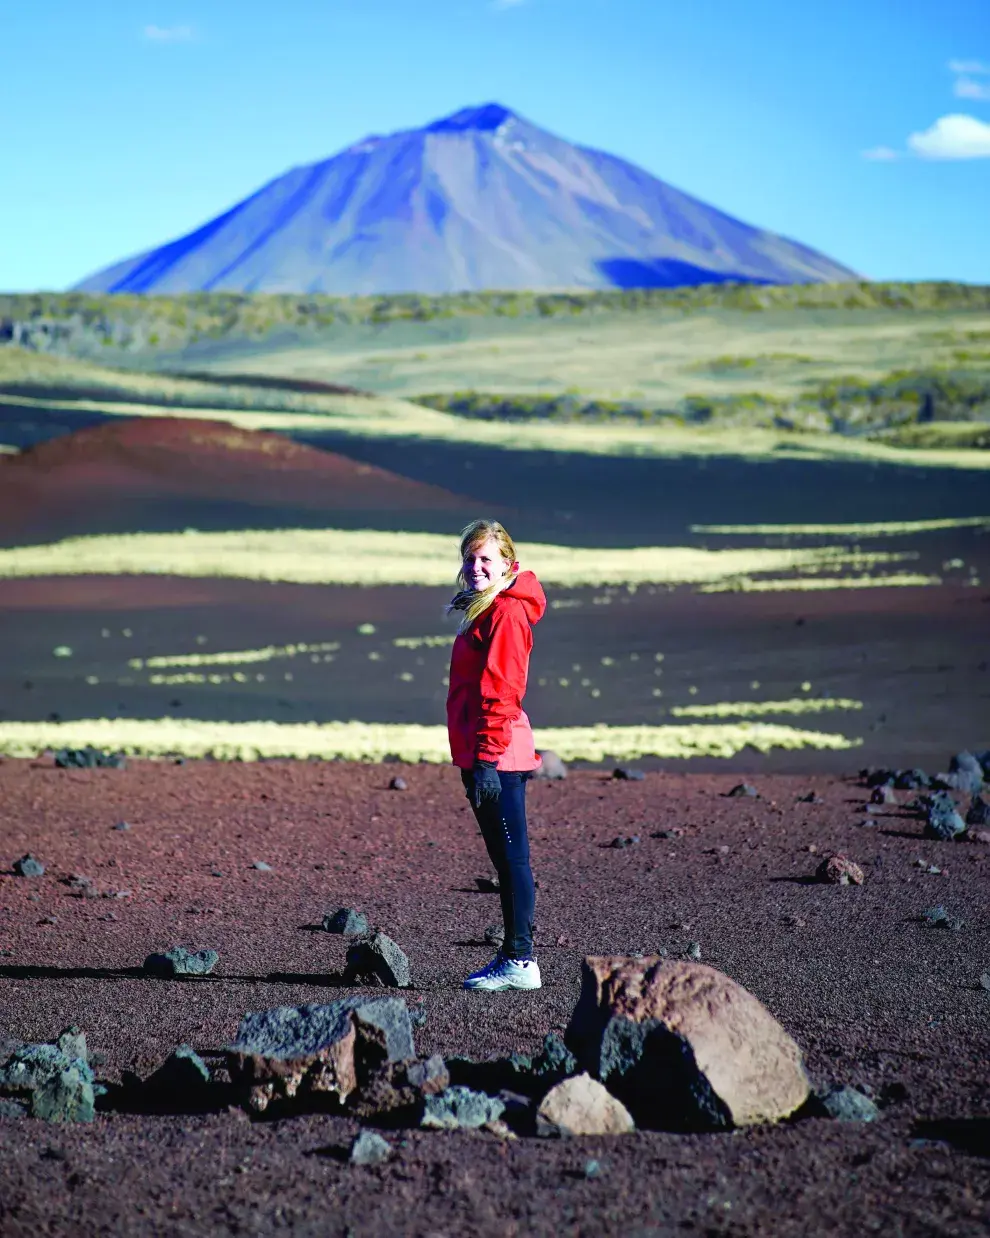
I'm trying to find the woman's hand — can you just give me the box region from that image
[471,760,502,808]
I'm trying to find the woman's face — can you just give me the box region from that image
[463,537,513,590]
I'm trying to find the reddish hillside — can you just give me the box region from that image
[0,417,470,541]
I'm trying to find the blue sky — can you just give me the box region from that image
[1,0,988,291]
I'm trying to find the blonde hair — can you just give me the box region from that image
[446,519,519,630]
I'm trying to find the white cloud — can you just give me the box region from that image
[955,76,990,101]
[143,24,194,42]
[908,113,990,159]
[862,145,900,161]
[948,59,989,75]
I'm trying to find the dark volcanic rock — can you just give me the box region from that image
[349,1053,449,1121]
[421,1086,505,1130]
[726,783,759,798]
[31,1065,95,1123]
[565,956,810,1131]
[923,792,966,841]
[145,1045,211,1092]
[816,855,865,885]
[815,1085,880,1122]
[612,767,645,781]
[965,795,990,827]
[387,776,408,791]
[483,923,504,949]
[227,997,415,1112]
[921,905,965,931]
[13,854,44,877]
[350,1130,392,1165]
[0,1037,98,1124]
[322,907,370,935]
[54,746,125,769]
[343,932,412,988]
[143,947,219,978]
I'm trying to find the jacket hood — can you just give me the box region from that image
[504,570,546,625]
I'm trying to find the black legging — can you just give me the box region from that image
[460,769,536,959]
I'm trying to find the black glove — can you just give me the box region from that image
[470,760,501,809]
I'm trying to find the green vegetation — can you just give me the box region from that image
[417,367,990,442]
[3,281,990,359]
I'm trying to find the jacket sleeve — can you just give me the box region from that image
[475,601,532,762]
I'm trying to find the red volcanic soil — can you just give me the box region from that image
[1,760,988,1236]
[0,418,469,541]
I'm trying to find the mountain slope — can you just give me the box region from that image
[76,103,856,296]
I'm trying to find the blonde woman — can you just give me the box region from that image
[446,519,546,991]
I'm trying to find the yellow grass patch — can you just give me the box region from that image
[0,717,861,762]
[670,697,863,719]
[129,641,340,670]
[692,516,990,537]
[0,528,911,588]
[698,573,941,593]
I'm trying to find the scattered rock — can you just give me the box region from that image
[64,874,99,898]
[797,791,824,804]
[894,769,929,790]
[350,1053,450,1121]
[816,855,865,886]
[143,947,219,978]
[421,1086,505,1130]
[921,905,964,931]
[408,1002,428,1029]
[969,829,990,845]
[534,750,568,780]
[54,746,126,769]
[483,923,504,949]
[685,942,702,961]
[965,795,990,827]
[612,767,645,781]
[726,783,758,799]
[343,932,412,988]
[609,835,640,849]
[144,1044,211,1092]
[475,876,500,893]
[584,1158,603,1179]
[405,1054,450,1095]
[565,956,810,1131]
[252,861,273,872]
[13,854,44,878]
[815,1085,879,1122]
[979,973,990,991]
[0,1098,26,1118]
[923,792,967,841]
[322,908,370,935]
[934,768,984,795]
[388,776,408,791]
[350,1129,392,1165]
[870,784,897,805]
[536,1074,635,1137]
[0,1037,98,1124]
[227,997,415,1112]
[112,820,131,831]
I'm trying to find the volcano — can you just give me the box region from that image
[75,103,855,296]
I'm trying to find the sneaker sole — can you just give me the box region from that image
[463,975,542,991]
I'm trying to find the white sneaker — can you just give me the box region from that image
[463,954,542,991]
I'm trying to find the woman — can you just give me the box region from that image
[446,519,546,992]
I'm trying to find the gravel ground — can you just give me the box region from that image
[1,759,989,1237]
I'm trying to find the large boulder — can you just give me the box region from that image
[226,997,415,1112]
[343,932,412,988]
[0,1033,98,1123]
[536,1074,635,1137]
[565,956,810,1131]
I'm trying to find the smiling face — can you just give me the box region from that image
[463,536,515,591]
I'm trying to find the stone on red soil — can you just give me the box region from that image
[322,907,370,935]
[145,1044,211,1092]
[349,1053,449,1120]
[923,792,967,841]
[12,854,44,878]
[483,923,504,948]
[350,1129,392,1165]
[870,784,897,805]
[54,746,126,770]
[727,783,759,798]
[421,1086,505,1130]
[565,956,810,1131]
[536,1073,635,1137]
[227,996,415,1112]
[0,1036,98,1123]
[534,750,567,780]
[388,776,408,791]
[921,905,964,931]
[612,767,645,781]
[143,947,219,978]
[816,855,865,885]
[344,932,411,988]
[815,1085,880,1122]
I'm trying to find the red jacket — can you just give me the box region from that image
[446,570,546,771]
